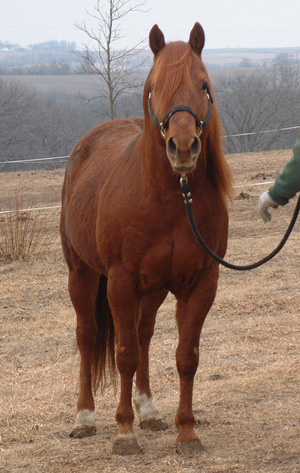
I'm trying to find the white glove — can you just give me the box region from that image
[258,190,278,222]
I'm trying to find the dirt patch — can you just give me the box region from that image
[1,149,299,473]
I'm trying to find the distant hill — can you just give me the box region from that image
[0,39,300,75]
[0,40,77,75]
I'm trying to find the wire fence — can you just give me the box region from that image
[0,178,275,216]
[0,124,299,169]
[0,155,69,165]
[223,125,300,138]
[1,125,299,215]
[0,205,61,215]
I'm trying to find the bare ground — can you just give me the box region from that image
[0,149,299,473]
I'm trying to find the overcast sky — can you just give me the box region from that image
[1,0,300,49]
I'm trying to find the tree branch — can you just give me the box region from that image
[74,0,148,119]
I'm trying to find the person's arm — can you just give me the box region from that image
[258,138,300,222]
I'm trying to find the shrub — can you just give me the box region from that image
[0,194,56,262]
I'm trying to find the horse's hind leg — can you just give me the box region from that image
[68,267,100,439]
[134,290,168,431]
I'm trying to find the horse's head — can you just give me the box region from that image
[148,23,212,175]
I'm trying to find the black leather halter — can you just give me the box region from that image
[148,85,214,143]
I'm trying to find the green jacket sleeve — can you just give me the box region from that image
[268,138,300,205]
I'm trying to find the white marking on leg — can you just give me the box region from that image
[134,390,161,422]
[115,432,137,441]
[74,409,95,427]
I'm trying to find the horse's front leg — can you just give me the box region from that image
[134,290,168,431]
[175,263,219,454]
[107,265,141,455]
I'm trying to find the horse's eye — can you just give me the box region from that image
[202,81,209,91]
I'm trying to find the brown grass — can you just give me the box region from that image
[0,151,299,473]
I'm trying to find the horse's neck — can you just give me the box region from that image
[140,133,176,193]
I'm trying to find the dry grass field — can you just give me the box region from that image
[0,149,299,472]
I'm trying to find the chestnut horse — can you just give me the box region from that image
[60,23,232,455]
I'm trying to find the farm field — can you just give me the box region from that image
[0,66,261,97]
[0,148,299,473]
[0,74,104,96]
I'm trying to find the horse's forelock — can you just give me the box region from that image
[151,42,195,117]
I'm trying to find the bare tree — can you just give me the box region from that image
[74,0,148,119]
[0,80,37,162]
[216,64,300,153]
[0,79,99,171]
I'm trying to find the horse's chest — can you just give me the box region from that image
[137,239,172,294]
[137,233,204,296]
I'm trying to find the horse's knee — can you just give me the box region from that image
[117,344,139,377]
[176,345,199,378]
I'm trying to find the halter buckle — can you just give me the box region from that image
[180,175,193,205]
[159,123,167,140]
[196,123,204,137]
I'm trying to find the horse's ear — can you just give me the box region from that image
[149,24,166,55]
[189,22,205,55]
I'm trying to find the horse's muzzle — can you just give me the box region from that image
[166,135,201,173]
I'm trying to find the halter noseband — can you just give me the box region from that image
[148,85,214,143]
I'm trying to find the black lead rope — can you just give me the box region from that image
[180,176,300,271]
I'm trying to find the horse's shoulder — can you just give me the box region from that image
[67,117,144,173]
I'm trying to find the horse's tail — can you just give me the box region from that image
[92,274,117,392]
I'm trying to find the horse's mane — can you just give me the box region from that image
[202,88,234,205]
[146,41,233,205]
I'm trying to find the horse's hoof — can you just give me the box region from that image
[176,439,204,455]
[70,425,96,439]
[139,418,168,431]
[112,435,142,455]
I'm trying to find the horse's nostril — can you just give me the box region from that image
[190,137,201,157]
[167,137,177,157]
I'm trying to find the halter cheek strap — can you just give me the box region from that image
[148,85,214,143]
